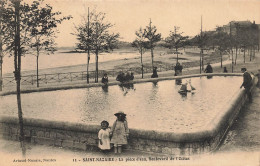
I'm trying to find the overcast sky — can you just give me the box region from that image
[41,0,260,47]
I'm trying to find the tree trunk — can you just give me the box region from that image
[244,48,246,63]
[250,47,252,62]
[87,7,90,84]
[235,47,238,65]
[199,49,202,73]
[36,51,39,87]
[231,49,234,73]
[87,51,90,83]
[220,52,222,68]
[14,0,26,157]
[95,50,98,83]
[201,49,204,70]
[141,49,143,79]
[151,48,154,68]
[176,47,178,64]
[253,46,255,58]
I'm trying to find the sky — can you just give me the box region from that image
[40,0,260,47]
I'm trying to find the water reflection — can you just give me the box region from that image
[152,81,158,87]
[118,83,135,96]
[180,92,187,99]
[102,85,108,92]
[175,79,182,85]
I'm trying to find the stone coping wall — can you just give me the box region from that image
[0,74,255,155]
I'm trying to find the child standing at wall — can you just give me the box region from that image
[98,120,111,152]
[110,111,129,154]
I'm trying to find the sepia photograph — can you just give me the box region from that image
[0,0,259,165]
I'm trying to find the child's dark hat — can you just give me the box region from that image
[114,111,126,116]
[101,120,109,126]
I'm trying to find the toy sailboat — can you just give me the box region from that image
[178,79,196,94]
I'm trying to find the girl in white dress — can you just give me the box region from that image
[98,121,111,152]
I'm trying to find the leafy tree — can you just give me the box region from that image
[0,0,27,156]
[0,0,5,91]
[213,29,230,68]
[188,31,210,72]
[144,19,161,68]
[74,9,119,83]
[249,22,259,60]
[0,0,70,156]
[164,26,188,63]
[25,0,72,87]
[132,27,149,78]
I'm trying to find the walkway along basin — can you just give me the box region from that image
[0,74,256,155]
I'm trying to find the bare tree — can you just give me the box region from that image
[144,19,161,68]
[25,1,72,87]
[213,29,230,68]
[164,26,188,64]
[132,27,148,78]
[74,9,119,82]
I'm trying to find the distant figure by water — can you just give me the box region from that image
[101,73,109,84]
[116,71,134,83]
[204,63,213,73]
[130,72,134,81]
[116,72,125,83]
[223,67,228,73]
[151,67,158,78]
[174,62,183,76]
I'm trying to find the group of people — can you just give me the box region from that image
[98,111,129,154]
[116,71,134,83]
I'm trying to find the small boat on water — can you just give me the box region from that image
[178,79,196,94]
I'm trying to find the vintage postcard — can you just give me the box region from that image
[0,0,259,165]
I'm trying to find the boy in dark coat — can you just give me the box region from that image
[240,68,253,102]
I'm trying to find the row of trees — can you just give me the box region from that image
[74,9,190,80]
[190,22,259,72]
[131,21,188,78]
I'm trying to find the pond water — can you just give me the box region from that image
[0,76,242,133]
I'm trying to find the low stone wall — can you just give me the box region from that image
[0,75,255,155]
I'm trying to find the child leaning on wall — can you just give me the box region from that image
[98,120,111,153]
[110,111,129,154]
